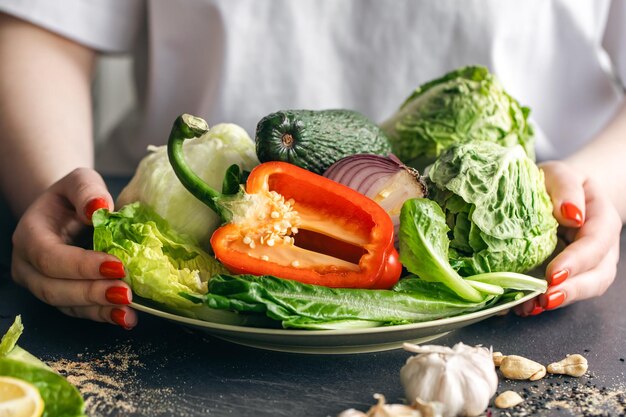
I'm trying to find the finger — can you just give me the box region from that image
[540,161,585,228]
[541,244,619,310]
[515,242,618,316]
[545,178,622,284]
[13,209,126,280]
[59,305,137,329]
[24,242,125,281]
[513,297,542,317]
[12,257,132,307]
[51,167,114,224]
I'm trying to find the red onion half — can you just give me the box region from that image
[324,154,427,247]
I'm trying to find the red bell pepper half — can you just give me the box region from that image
[167,114,402,289]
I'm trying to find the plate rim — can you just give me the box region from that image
[131,290,539,337]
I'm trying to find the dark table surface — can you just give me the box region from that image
[1,181,625,417]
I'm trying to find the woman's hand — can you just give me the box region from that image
[11,168,137,329]
[516,161,622,316]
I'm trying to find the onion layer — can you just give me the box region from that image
[324,154,427,247]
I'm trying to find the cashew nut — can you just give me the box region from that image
[494,391,524,409]
[547,354,588,377]
[499,355,546,381]
[492,352,505,367]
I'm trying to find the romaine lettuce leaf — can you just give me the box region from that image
[185,274,495,329]
[398,198,484,302]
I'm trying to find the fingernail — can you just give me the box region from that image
[111,308,130,329]
[105,286,131,305]
[529,300,544,316]
[100,261,125,279]
[561,202,584,227]
[544,290,566,310]
[550,269,569,286]
[85,197,109,221]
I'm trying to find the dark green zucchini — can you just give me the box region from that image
[255,109,392,174]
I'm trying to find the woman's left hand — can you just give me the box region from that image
[515,160,622,316]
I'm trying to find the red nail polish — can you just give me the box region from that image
[85,197,109,221]
[105,286,130,305]
[544,290,566,310]
[111,308,129,328]
[561,202,584,227]
[100,261,125,279]
[550,270,569,286]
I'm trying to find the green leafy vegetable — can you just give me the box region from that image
[0,314,23,356]
[116,123,259,246]
[221,164,243,195]
[92,202,228,317]
[185,274,495,329]
[398,198,548,300]
[467,272,549,293]
[465,280,505,295]
[399,198,484,302]
[0,317,85,417]
[429,142,558,275]
[380,66,534,170]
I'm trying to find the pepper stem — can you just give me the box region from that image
[167,114,233,222]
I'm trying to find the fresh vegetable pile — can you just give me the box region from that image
[93,65,556,330]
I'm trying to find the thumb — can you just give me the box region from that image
[52,168,114,224]
[539,161,585,228]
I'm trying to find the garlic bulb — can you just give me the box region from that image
[400,342,497,417]
[337,394,442,417]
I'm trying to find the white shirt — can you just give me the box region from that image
[1,0,624,175]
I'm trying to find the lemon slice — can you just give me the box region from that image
[0,376,44,417]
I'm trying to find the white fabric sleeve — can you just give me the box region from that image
[0,0,145,53]
[603,0,626,90]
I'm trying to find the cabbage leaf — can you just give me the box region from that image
[116,123,259,246]
[429,142,558,275]
[380,66,533,170]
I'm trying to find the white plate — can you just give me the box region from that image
[131,291,539,354]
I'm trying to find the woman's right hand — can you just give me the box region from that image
[514,160,621,316]
[10,168,137,329]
